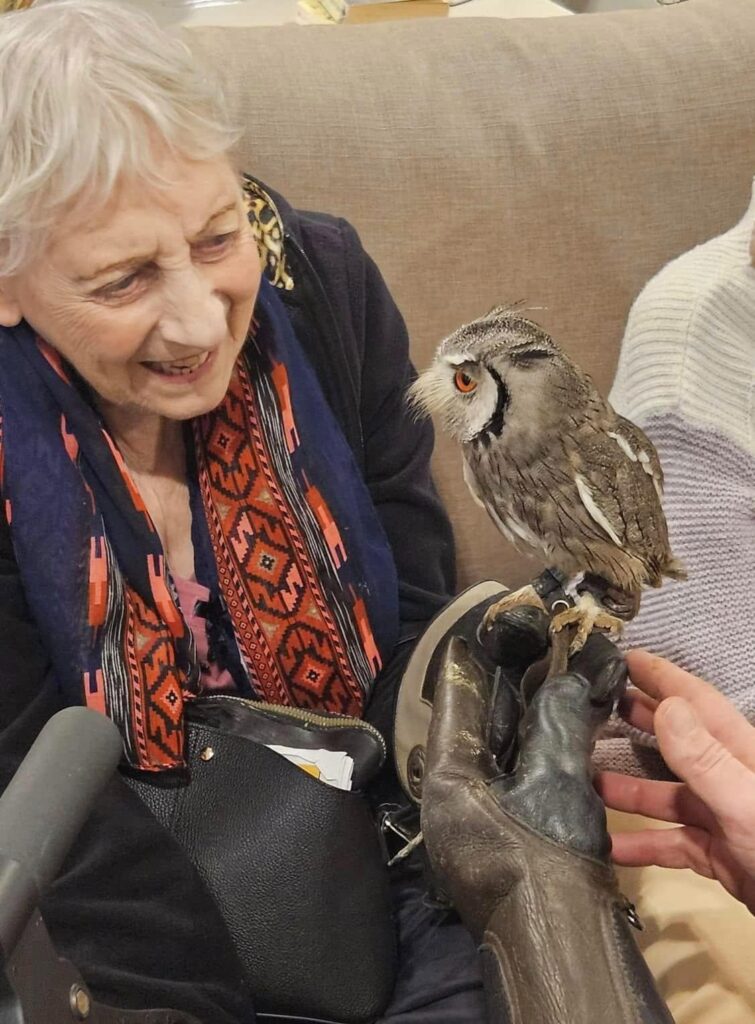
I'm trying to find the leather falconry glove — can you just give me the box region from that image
[394,570,568,803]
[421,611,675,1024]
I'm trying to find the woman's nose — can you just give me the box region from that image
[158,267,229,351]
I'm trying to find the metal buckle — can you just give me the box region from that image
[619,896,644,931]
[378,804,424,867]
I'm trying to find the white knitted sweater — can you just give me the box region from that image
[595,180,755,777]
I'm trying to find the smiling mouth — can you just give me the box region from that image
[142,352,211,377]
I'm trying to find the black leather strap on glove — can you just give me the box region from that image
[420,610,675,1024]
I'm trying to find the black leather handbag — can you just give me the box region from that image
[125,696,397,1024]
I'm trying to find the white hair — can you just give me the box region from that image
[0,0,240,276]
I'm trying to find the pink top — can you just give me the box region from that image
[174,575,237,694]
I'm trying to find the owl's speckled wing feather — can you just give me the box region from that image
[462,456,489,512]
[614,415,665,496]
[465,411,676,594]
[463,454,540,553]
[561,414,674,587]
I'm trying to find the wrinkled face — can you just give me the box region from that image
[0,153,261,422]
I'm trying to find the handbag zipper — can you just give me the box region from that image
[198,693,387,757]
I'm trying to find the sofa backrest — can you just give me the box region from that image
[189,0,755,588]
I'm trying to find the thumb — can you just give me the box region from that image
[655,697,752,823]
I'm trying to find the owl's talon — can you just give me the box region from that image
[570,618,594,657]
[550,592,624,657]
[481,584,547,634]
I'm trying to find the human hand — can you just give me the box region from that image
[596,650,755,915]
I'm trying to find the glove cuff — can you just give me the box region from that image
[480,842,673,1024]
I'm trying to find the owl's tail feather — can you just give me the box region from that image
[663,555,688,582]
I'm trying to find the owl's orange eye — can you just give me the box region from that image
[454,370,477,394]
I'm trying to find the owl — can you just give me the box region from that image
[409,308,686,654]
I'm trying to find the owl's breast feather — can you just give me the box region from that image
[462,449,552,560]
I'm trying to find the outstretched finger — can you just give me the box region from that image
[425,636,497,784]
[609,824,716,879]
[654,697,755,822]
[595,771,715,831]
[627,651,755,770]
[626,649,705,701]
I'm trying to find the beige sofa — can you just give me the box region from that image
[189,5,755,1021]
[191,0,755,594]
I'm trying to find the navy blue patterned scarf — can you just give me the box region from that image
[0,272,399,770]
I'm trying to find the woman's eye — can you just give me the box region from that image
[97,271,143,300]
[195,231,238,256]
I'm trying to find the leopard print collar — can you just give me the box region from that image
[242,174,295,293]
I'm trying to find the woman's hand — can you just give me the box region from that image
[596,650,755,915]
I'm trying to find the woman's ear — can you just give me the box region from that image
[0,281,22,327]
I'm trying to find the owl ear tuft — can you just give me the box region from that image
[484,300,526,319]
[485,304,508,318]
[508,347,554,366]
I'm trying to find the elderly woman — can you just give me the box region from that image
[0,3,701,1023]
[0,1,481,1020]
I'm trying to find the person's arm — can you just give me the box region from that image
[284,212,459,762]
[347,238,456,626]
[597,650,755,915]
[420,614,674,1024]
[595,211,755,779]
[288,210,457,627]
[315,219,458,750]
[0,513,253,1022]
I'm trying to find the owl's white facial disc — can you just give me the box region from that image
[407,353,501,443]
